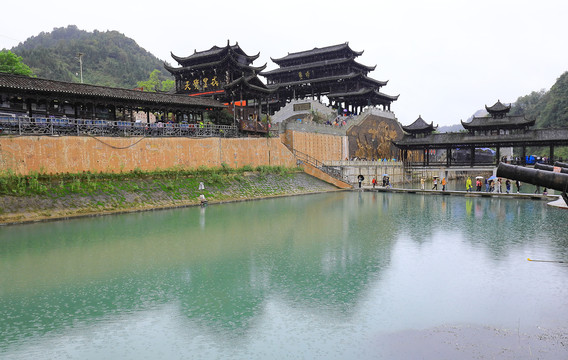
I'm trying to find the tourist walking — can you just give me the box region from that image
[485,178,489,192]
[497,178,502,193]
[476,178,482,191]
[420,178,425,190]
[506,179,511,193]
[515,180,521,193]
[441,177,447,191]
[432,177,438,190]
[466,177,472,192]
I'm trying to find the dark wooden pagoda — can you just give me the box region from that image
[402,115,437,138]
[165,41,274,132]
[461,100,535,135]
[261,43,398,114]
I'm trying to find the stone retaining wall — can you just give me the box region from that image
[0,136,297,175]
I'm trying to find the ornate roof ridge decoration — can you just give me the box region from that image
[165,52,267,75]
[0,73,223,108]
[261,57,376,76]
[170,40,259,66]
[402,115,437,134]
[270,42,364,65]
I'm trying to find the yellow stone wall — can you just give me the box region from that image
[0,136,297,175]
[284,130,347,163]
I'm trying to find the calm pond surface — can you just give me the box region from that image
[1,191,567,359]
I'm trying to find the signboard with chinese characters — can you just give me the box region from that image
[293,103,311,111]
[298,71,311,80]
[182,76,221,94]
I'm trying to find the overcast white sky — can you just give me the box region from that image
[1,0,567,126]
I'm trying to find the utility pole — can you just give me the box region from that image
[77,53,83,83]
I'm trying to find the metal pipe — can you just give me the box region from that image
[496,163,568,193]
[534,162,568,174]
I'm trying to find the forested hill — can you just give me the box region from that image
[511,71,568,129]
[11,25,171,88]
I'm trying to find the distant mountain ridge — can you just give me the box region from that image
[11,25,171,88]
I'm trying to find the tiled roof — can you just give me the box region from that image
[485,100,511,113]
[0,73,224,108]
[165,53,266,75]
[402,115,436,132]
[171,42,259,66]
[271,43,363,64]
[462,115,535,129]
[327,87,399,101]
[261,57,375,76]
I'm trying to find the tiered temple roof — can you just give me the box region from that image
[270,43,363,66]
[461,100,534,132]
[165,41,270,99]
[402,115,437,135]
[262,42,398,111]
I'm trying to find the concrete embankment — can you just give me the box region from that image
[357,186,564,207]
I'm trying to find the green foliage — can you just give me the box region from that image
[511,71,568,129]
[0,166,298,196]
[539,72,568,128]
[11,25,172,88]
[0,49,34,76]
[205,109,234,125]
[510,71,568,159]
[137,69,174,92]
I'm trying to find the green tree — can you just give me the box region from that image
[162,79,175,92]
[0,49,34,76]
[137,69,174,92]
[539,71,568,128]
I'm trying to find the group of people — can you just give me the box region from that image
[428,177,447,191]
[371,176,390,188]
[420,176,548,195]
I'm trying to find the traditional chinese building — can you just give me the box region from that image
[393,100,568,167]
[165,41,274,130]
[461,100,535,135]
[401,115,437,138]
[261,43,398,114]
[0,72,223,122]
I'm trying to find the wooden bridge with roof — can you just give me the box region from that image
[394,101,568,169]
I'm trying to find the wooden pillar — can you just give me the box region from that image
[550,145,554,164]
[26,98,33,117]
[470,147,475,167]
[496,146,500,165]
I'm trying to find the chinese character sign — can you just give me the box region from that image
[182,76,222,93]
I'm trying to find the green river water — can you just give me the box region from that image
[1,191,567,359]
